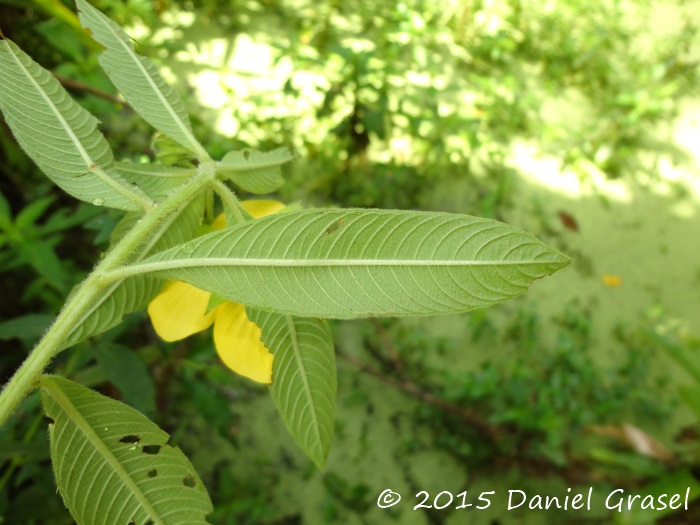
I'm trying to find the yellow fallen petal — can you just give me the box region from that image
[602,275,622,287]
[213,302,273,384]
[147,281,217,342]
[241,199,286,219]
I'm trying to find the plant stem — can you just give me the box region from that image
[0,161,217,428]
[54,73,132,108]
[211,179,247,225]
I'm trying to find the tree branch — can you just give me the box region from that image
[53,73,132,109]
[336,347,500,440]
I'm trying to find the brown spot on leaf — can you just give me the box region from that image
[325,217,345,235]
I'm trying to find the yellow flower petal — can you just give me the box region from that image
[241,199,286,219]
[211,200,283,231]
[147,281,217,342]
[213,302,273,384]
[602,275,622,287]
[211,213,226,230]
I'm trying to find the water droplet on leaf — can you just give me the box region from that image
[92,197,105,206]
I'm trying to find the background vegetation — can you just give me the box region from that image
[2,0,700,523]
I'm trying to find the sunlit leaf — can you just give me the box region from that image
[141,209,570,319]
[40,375,212,525]
[76,0,208,159]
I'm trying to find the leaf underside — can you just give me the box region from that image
[115,162,195,200]
[218,147,294,194]
[147,209,570,319]
[248,309,336,468]
[76,0,206,158]
[65,195,205,347]
[40,375,213,525]
[0,39,147,211]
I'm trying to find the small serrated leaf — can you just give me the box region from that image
[40,375,213,525]
[76,0,208,159]
[217,148,294,194]
[0,39,151,211]
[248,309,336,468]
[115,162,195,201]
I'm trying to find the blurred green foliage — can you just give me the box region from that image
[162,0,699,202]
[1,0,700,523]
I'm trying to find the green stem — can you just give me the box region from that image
[0,342,84,493]
[0,161,217,428]
[211,179,248,225]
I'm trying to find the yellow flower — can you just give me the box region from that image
[147,200,286,384]
[602,274,622,287]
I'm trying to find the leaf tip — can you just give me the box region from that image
[539,244,572,274]
[547,250,570,267]
[555,251,573,271]
[311,450,329,470]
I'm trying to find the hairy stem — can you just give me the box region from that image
[0,161,217,428]
[211,179,247,225]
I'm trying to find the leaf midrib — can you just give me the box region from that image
[3,42,95,169]
[285,315,323,461]
[91,11,204,158]
[42,378,164,525]
[3,41,152,211]
[133,257,560,275]
[218,158,290,171]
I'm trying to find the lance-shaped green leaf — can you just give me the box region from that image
[217,147,294,194]
[248,309,336,468]
[40,375,213,525]
[0,38,151,211]
[152,132,198,168]
[76,0,208,160]
[65,275,162,348]
[134,209,570,319]
[115,162,195,201]
[65,194,205,347]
